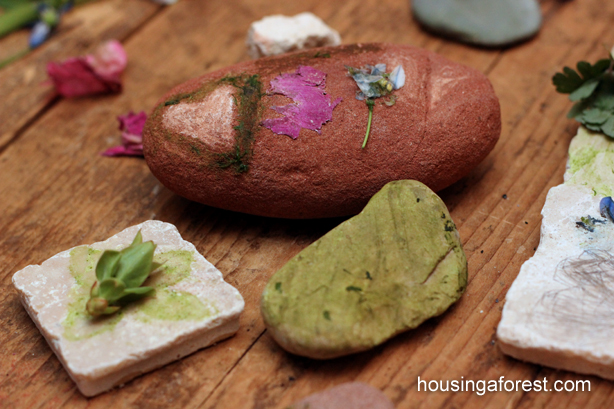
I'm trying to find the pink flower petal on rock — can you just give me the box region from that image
[261,65,341,139]
[85,40,128,82]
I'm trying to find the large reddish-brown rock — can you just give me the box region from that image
[143,43,500,219]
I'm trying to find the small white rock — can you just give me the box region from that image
[246,12,341,59]
[12,221,244,397]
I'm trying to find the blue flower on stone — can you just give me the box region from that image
[346,63,405,148]
[347,64,405,101]
[389,65,406,90]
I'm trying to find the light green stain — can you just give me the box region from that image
[566,127,614,197]
[63,246,213,341]
[64,247,123,341]
[138,290,212,322]
[567,146,599,175]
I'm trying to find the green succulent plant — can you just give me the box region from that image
[86,230,160,317]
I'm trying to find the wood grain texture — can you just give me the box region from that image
[0,0,613,408]
[0,0,160,150]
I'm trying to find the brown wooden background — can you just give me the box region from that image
[1,0,613,407]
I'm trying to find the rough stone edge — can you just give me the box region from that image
[20,288,240,396]
[498,337,614,381]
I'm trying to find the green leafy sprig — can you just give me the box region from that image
[553,51,614,137]
[86,230,160,316]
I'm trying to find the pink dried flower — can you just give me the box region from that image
[118,111,147,138]
[261,66,341,139]
[85,40,127,82]
[102,111,147,157]
[47,40,127,98]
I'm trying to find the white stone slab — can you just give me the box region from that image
[246,12,341,59]
[498,127,614,379]
[12,220,244,396]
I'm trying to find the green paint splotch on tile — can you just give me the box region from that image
[566,127,614,197]
[63,246,213,341]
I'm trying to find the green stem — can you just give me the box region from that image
[0,3,38,39]
[0,48,30,70]
[362,99,374,149]
[0,1,96,40]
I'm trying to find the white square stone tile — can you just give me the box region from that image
[13,220,244,396]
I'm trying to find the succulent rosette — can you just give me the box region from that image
[86,230,160,316]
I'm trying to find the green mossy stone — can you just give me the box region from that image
[261,180,467,359]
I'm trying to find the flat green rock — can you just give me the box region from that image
[260,180,467,359]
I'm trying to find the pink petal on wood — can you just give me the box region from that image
[101,144,143,157]
[118,111,147,136]
[85,40,128,82]
[46,58,113,98]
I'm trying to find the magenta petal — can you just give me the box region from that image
[85,40,128,82]
[121,132,143,145]
[47,40,126,98]
[101,144,143,157]
[46,58,111,97]
[261,65,341,139]
[103,111,147,158]
[296,65,326,86]
[118,111,147,136]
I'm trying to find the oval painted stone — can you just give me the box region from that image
[143,43,500,219]
[412,0,542,47]
[260,180,467,359]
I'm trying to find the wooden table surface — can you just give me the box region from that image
[1,0,613,407]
